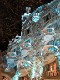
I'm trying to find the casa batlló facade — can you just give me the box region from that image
[1,0,60,80]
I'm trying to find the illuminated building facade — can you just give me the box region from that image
[0,0,60,80]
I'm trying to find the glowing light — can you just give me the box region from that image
[32,13,40,22]
[12,71,21,80]
[50,66,53,71]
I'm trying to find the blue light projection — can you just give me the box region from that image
[48,46,58,52]
[32,11,44,23]
[12,71,21,80]
[47,39,60,47]
[22,62,29,67]
[51,6,60,15]
[55,8,60,14]
[32,13,40,22]
[32,5,44,23]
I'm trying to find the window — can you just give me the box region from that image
[25,28,30,35]
[24,55,30,61]
[55,39,60,47]
[27,28,30,34]
[47,28,52,32]
[47,40,54,45]
[43,13,51,22]
[48,46,58,52]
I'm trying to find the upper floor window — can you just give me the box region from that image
[43,13,51,22]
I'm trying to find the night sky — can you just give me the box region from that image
[0,0,53,51]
